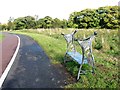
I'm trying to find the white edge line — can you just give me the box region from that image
[0,35,20,88]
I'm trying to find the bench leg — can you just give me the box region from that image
[77,64,83,80]
[90,48,95,74]
[77,47,84,80]
[64,43,70,63]
[64,53,67,63]
[91,54,95,74]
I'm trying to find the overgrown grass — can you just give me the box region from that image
[12,29,119,88]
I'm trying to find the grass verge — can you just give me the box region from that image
[11,29,119,88]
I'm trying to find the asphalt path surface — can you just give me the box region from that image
[0,32,18,77]
[2,34,75,88]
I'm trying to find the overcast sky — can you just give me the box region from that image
[0,0,119,23]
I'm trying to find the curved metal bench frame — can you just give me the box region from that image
[62,30,97,80]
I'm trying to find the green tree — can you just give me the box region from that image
[68,12,79,28]
[34,15,39,29]
[43,16,53,28]
[61,19,68,28]
[37,16,53,28]
[97,6,119,29]
[24,16,36,29]
[1,24,7,30]
[13,16,36,30]
[52,18,62,28]
[68,6,119,29]
[13,17,26,30]
[37,18,45,28]
[7,17,14,30]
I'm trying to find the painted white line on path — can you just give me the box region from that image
[0,35,20,88]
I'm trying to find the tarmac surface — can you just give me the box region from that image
[1,33,75,88]
[0,32,18,77]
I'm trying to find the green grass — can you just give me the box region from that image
[11,29,119,88]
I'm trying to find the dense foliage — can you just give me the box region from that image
[68,6,119,29]
[0,6,119,30]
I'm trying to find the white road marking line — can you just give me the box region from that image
[0,35,20,88]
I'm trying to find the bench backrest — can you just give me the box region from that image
[61,30,77,52]
[77,32,97,51]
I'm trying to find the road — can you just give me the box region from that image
[2,34,75,88]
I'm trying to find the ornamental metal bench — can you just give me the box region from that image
[61,30,97,80]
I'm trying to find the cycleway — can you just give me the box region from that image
[2,34,75,88]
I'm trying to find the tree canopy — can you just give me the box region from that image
[68,6,119,29]
[0,6,119,30]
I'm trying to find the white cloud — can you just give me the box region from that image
[0,0,119,23]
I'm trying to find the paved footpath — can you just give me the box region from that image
[0,32,18,77]
[1,33,75,88]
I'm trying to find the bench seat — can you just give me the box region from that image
[67,52,88,64]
